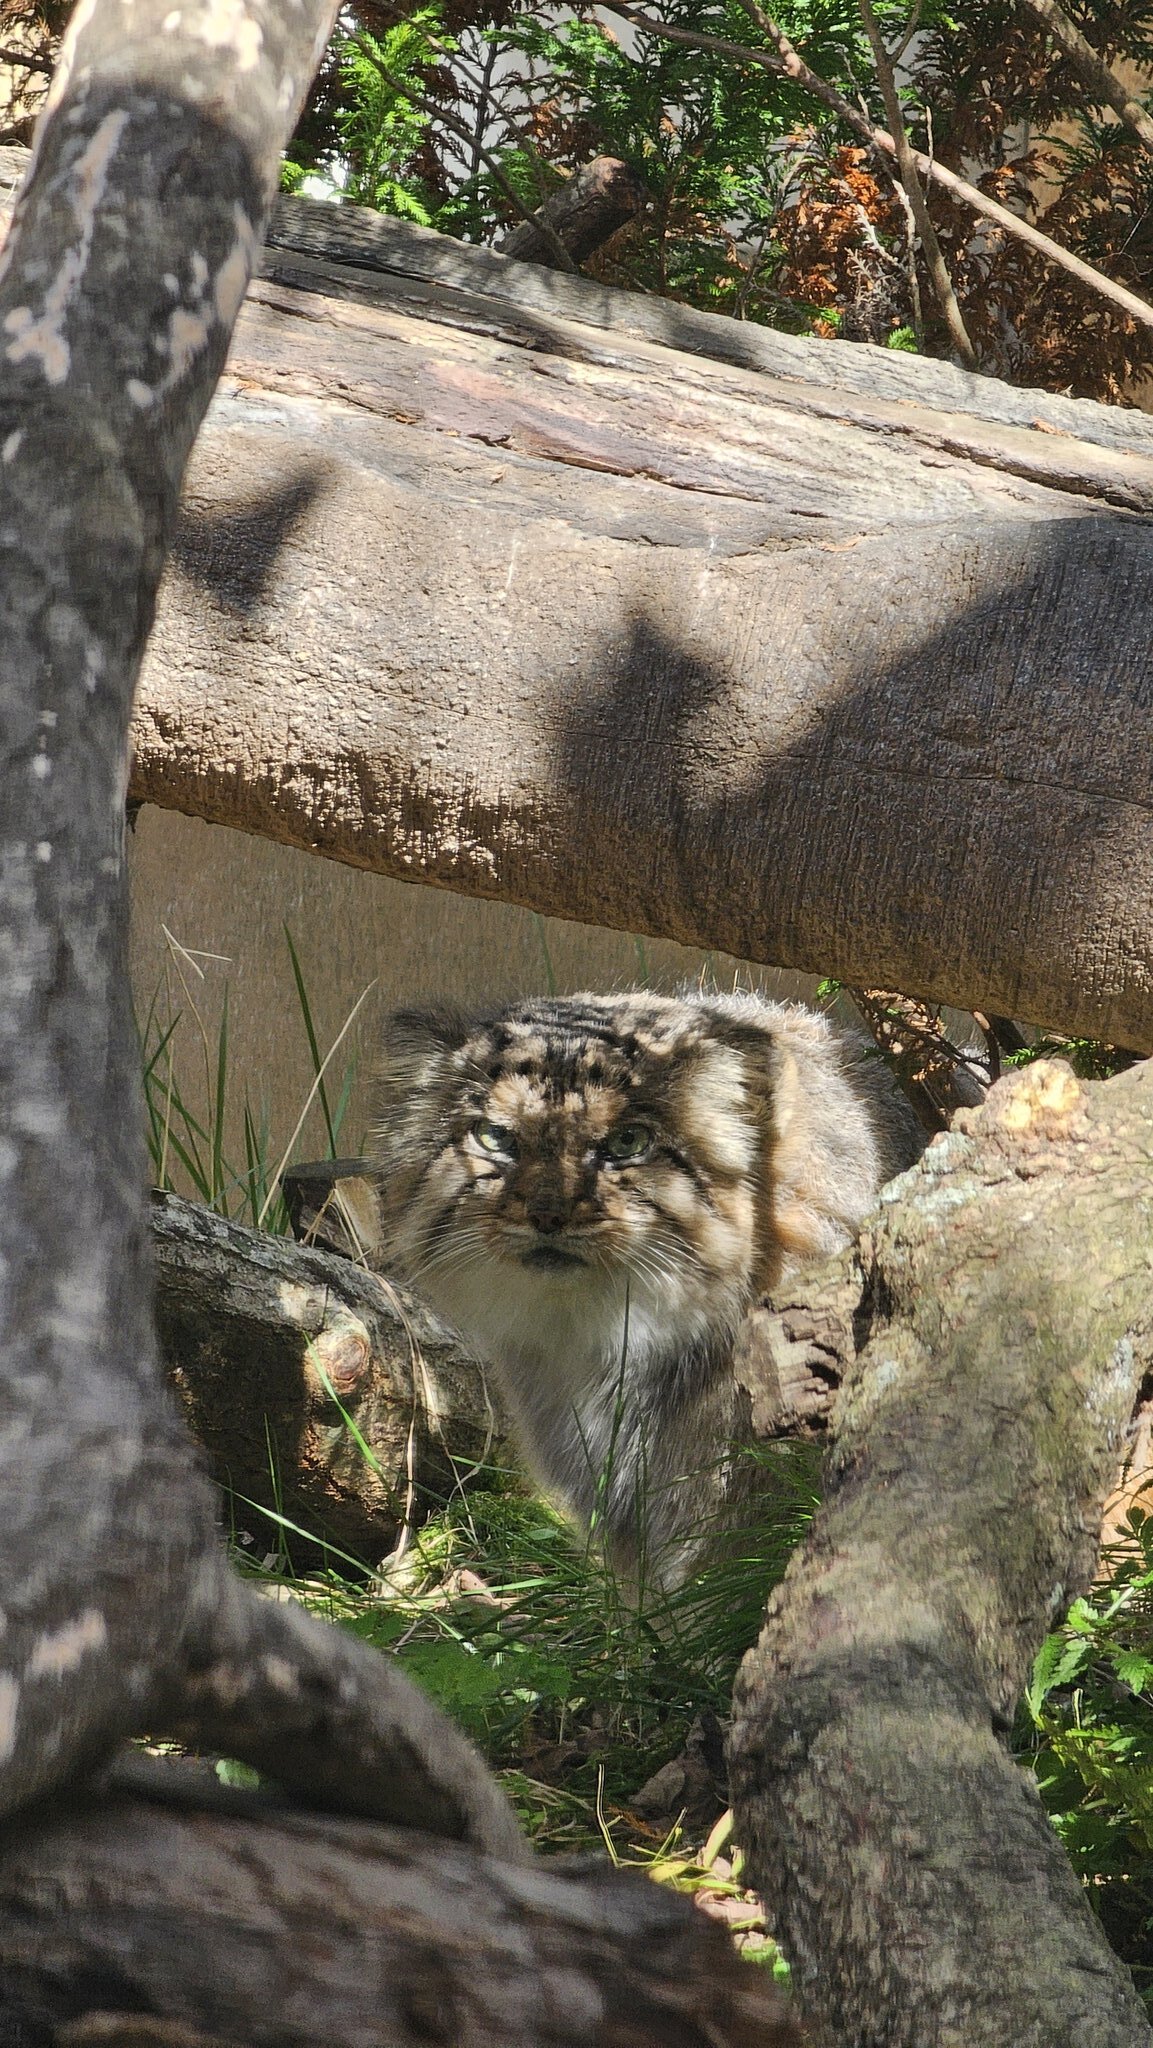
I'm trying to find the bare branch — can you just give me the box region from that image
[598,0,1153,336]
[849,990,989,1130]
[1020,0,1153,157]
[856,0,977,366]
[0,44,53,71]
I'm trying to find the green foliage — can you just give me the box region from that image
[1005,1034,1138,1081]
[489,1,852,308]
[334,20,445,220]
[280,1446,820,1840]
[1020,1511,1153,2004]
[137,927,361,1229]
[281,0,1153,393]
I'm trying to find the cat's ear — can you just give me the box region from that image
[378,1005,473,1100]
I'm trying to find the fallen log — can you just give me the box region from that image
[151,1190,507,1567]
[0,1756,798,2048]
[5,141,1152,1046]
[730,1055,1153,2045]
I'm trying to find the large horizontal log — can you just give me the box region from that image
[0,1756,799,2047]
[6,147,1152,1045]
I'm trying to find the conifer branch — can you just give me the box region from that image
[597,0,1153,337]
[1019,0,1153,159]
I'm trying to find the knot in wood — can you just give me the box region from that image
[304,1316,372,1403]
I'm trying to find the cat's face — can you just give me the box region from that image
[372,994,778,1353]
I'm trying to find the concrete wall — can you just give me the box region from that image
[128,804,819,1205]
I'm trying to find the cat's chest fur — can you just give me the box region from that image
[371,988,924,1588]
[428,1235,746,1538]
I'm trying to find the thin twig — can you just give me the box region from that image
[597,0,1153,336]
[971,1010,1002,1086]
[890,0,923,70]
[356,37,577,271]
[469,37,499,188]
[889,176,925,347]
[420,27,554,213]
[1020,0,1153,158]
[857,0,976,364]
[0,44,53,70]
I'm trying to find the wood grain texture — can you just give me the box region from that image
[0,1759,800,2048]
[0,40,520,1858]
[5,149,1151,1044]
[731,1058,1153,2045]
[151,1191,505,1565]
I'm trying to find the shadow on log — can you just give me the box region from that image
[9,134,1153,1043]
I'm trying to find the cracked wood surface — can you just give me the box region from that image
[4,146,1151,1047]
[0,1757,800,2048]
[151,1191,506,1566]
[0,24,522,1860]
[731,1058,1153,2046]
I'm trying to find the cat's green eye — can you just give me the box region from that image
[474,1117,518,1158]
[603,1121,654,1163]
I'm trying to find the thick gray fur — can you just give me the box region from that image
[372,990,924,1590]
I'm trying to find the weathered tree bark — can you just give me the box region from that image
[5,13,1153,2038]
[497,154,648,266]
[151,1190,506,1565]
[4,146,1152,1045]
[729,1057,1153,2046]
[0,0,519,1858]
[0,1756,798,2048]
[0,30,805,2044]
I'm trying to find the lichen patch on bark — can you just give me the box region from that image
[2,112,128,386]
[26,1610,109,1681]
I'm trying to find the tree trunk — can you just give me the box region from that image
[5,19,1153,2040]
[0,0,520,1859]
[3,145,1151,1044]
[0,1756,799,2048]
[497,155,648,266]
[729,1057,1153,2046]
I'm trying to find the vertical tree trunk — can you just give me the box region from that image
[0,0,520,1855]
[730,1060,1153,2045]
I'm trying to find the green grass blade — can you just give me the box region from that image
[212,983,230,1208]
[284,924,337,1155]
[533,913,558,996]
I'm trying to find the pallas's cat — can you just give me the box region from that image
[372,990,923,1590]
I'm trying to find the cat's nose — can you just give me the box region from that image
[526,1195,569,1234]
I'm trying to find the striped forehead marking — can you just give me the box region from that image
[469,1000,708,1080]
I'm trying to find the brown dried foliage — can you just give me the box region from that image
[773,144,909,340]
